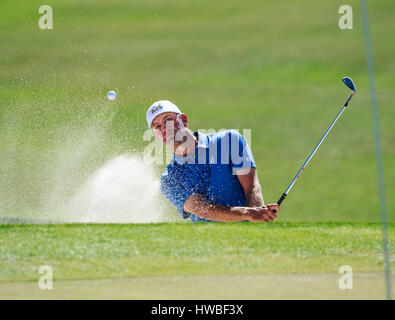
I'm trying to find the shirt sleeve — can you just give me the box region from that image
[229,130,256,174]
[160,167,206,219]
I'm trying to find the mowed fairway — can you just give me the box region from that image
[2,274,393,300]
[0,223,394,299]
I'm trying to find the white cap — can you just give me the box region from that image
[146,100,182,128]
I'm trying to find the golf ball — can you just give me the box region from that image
[107,91,117,101]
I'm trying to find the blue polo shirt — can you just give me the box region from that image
[160,130,256,222]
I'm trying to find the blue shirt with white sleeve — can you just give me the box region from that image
[160,130,256,222]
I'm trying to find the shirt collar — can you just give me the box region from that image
[172,131,209,165]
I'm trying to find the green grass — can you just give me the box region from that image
[2,273,394,299]
[1,222,393,283]
[0,0,394,221]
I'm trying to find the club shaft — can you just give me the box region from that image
[277,93,353,205]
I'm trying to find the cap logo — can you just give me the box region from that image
[151,104,163,114]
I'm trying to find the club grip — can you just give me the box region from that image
[276,193,287,206]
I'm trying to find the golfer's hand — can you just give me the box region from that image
[267,203,280,214]
[245,206,278,222]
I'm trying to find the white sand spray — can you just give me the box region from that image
[0,94,176,224]
[63,154,166,223]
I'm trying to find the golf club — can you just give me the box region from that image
[273,77,356,211]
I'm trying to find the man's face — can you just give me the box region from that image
[151,112,187,145]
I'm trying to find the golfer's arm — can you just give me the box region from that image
[236,167,265,207]
[183,194,250,222]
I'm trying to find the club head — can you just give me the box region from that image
[342,77,356,93]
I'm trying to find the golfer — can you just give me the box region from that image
[146,100,280,223]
